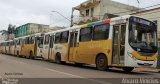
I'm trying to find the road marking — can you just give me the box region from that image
[46,68,82,78]
[10,60,28,65]
[45,68,111,84]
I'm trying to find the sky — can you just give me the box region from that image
[0,0,160,30]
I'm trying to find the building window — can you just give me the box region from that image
[93,24,110,40]
[91,8,94,17]
[86,9,89,16]
[80,27,92,42]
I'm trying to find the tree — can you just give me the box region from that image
[0,24,16,40]
[0,30,9,40]
[0,30,8,35]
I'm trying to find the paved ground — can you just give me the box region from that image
[0,54,159,84]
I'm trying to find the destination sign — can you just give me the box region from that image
[133,17,151,26]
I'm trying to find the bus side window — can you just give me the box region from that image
[44,35,50,45]
[60,31,69,43]
[18,39,20,45]
[26,37,29,44]
[22,39,24,45]
[80,27,92,42]
[93,23,110,40]
[31,36,35,44]
[55,33,61,43]
[49,35,54,48]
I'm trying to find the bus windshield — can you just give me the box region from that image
[129,17,157,55]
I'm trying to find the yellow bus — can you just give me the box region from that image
[0,42,3,53]
[14,37,22,57]
[42,15,158,72]
[15,33,44,59]
[5,40,12,54]
[1,42,6,54]
[8,40,15,55]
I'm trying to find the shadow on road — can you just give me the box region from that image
[54,62,152,76]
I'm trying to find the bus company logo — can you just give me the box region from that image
[1,78,19,84]
[88,44,101,48]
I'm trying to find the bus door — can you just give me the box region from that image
[68,31,78,62]
[112,24,126,65]
[49,35,54,60]
[43,35,50,60]
[36,36,43,57]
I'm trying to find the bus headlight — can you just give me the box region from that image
[127,52,137,61]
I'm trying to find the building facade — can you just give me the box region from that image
[72,0,139,25]
[15,23,52,37]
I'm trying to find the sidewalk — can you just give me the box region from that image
[134,68,160,73]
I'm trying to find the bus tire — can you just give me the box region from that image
[29,51,34,59]
[123,67,134,72]
[17,51,19,57]
[96,54,108,71]
[55,53,61,64]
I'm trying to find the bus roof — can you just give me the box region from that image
[44,15,133,35]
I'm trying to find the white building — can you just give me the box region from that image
[72,0,139,25]
[0,33,8,42]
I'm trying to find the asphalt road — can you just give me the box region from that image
[0,54,159,84]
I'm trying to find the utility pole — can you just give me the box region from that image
[70,8,74,27]
[137,0,140,12]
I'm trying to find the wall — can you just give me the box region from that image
[15,23,50,38]
[74,0,138,24]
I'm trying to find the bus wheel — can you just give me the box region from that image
[123,67,134,72]
[17,51,19,57]
[29,51,34,59]
[96,54,108,71]
[55,53,61,64]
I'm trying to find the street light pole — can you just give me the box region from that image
[70,8,74,27]
[51,11,71,27]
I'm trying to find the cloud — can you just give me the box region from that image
[0,0,86,30]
